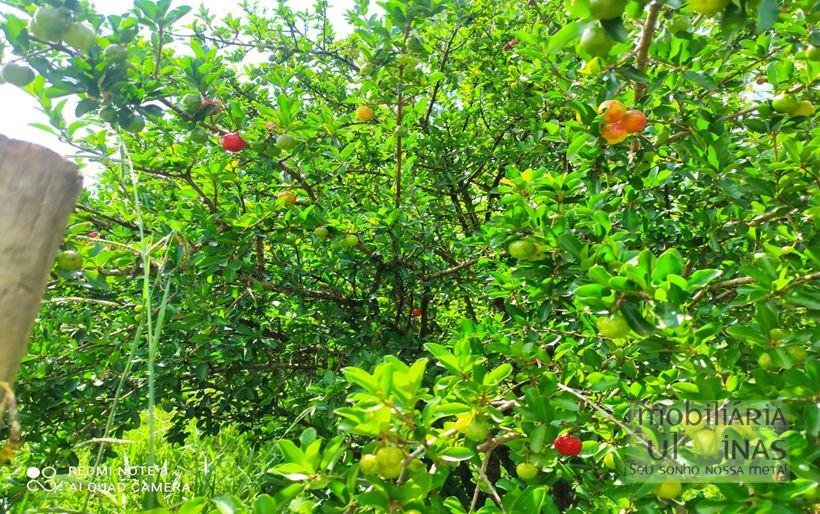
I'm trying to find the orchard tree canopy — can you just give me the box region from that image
[0,0,818,512]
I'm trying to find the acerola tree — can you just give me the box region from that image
[0,0,818,512]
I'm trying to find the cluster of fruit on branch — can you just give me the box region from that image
[597,99,647,144]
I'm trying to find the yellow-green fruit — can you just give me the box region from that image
[314,226,330,238]
[596,314,630,339]
[275,134,297,150]
[789,100,813,118]
[374,447,405,479]
[603,452,617,470]
[516,462,538,480]
[589,0,627,20]
[56,250,83,271]
[464,419,491,442]
[808,45,820,62]
[123,114,146,133]
[454,414,472,433]
[508,240,537,260]
[359,453,378,474]
[190,127,209,144]
[181,93,202,113]
[579,24,615,57]
[692,429,720,456]
[104,44,128,63]
[30,6,71,42]
[688,0,729,16]
[99,105,118,123]
[758,352,776,370]
[771,93,798,113]
[769,328,787,340]
[654,481,682,499]
[788,346,807,364]
[341,234,359,248]
[63,22,96,50]
[407,35,423,52]
[1,63,35,87]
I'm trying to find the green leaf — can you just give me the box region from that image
[755,0,778,32]
[178,498,208,514]
[615,65,649,84]
[483,363,512,387]
[276,439,305,464]
[683,70,717,90]
[601,18,628,42]
[439,447,475,462]
[651,249,684,284]
[211,496,245,514]
[252,495,277,514]
[687,269,722,288]
[545,22,581,54]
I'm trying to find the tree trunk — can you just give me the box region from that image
[0,135,82,394]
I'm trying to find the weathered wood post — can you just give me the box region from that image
[0,135,82,397]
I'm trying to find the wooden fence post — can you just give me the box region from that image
[0,135,82,395]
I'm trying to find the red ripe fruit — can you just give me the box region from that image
[221,133,247,152]
[200,99,223,116]
[554,435,583,456]
[600,122,628,144]
[503,38,519,51]
[411,308,423,317]
[621,109,647,133]
[598,100,627,123]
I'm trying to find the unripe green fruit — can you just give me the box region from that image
[688,0,729,15]
[516,462,538,480]
[57,250,83,271]
[771,93,797,113]
[407,35,423,52]
[579,24,615,58]
[464,419,490,442]
[603,452,616,470]
[104,44,128,63]
[341,234,359,248]
[30,6,71,42]
[769,328,786,341]
[394,125,409,137]
[374,447,405,479]
[181,93,202,113]
[1,63,35,87]
[596,314,630,339]
[668,15,690,33]
[589,0,627,20]
[654,481,682,499]
[314,226,330,238]
[808,45,820,62]
[789,101,813,118]
[275,134,296,150]
[691,429,720,456]
[508,240,537,260]
[359,453,378,474]
[758,352,776,370]
[99,105,118,123]
[123,114,145,133]
[63,22,96,51]
[190,127,209,144]
[788,346,807,364]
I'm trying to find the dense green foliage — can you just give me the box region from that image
[0,0,818,512]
